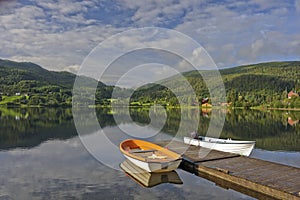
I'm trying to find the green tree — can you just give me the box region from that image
[293,98,300,108]
[281,89,288,100]
[273,100,283,108]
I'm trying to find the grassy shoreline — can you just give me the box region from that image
[1,103,299,111]
[0,95,299,111]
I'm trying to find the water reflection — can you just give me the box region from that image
[120,159,183,188]
[0,107,300,152]
[0,107,76,150]
[100,107,300,151]
[0,137,253,200]
[1,107,300,199]
[287,116,299,126]
[221,110,300,151]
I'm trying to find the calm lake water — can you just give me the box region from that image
[0,107,299,199]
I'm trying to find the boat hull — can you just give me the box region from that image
[124,155,181,173]
[184,137,255,156]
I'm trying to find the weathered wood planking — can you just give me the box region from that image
[156,140,300,200]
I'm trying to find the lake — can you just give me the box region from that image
[0,107,299,199]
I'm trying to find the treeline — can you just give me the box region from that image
[0,59,119,107]
[0,59,74,107]
[1,59,300,108]
[131,61,300,108]
[222,62,300,108]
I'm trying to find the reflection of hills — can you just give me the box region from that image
[221,110,300,151]
[1,107,300,151]
[71,107,300,151]
[287,117,299,126]
[100,107,300,151]
[0,108,76,149]
[116,108,300,151]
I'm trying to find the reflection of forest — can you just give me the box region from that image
[222,110,300,151]
[1,107,299,151]
[0,107,75,149]
[102,107,300,151]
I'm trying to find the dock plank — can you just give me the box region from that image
[156,140,300,200]
[199,156,300,196]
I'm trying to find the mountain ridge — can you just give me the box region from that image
[131,61,300,108]
[0,59,300,108]
[0,59,111,106]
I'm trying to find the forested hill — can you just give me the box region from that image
[0,59,113,107]
[1,59,300,108]
[222,61,300,105]
[131,61,300,108]
[0,59,76,88]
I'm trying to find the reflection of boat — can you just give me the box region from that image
[120,159,183,187]
[184,135,255,156]
[288,117,299,126]
[201,110,210,118]
[120,139,182,172]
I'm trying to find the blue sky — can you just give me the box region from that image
[0,0,300,73]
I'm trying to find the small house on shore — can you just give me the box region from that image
[288,91,299,99]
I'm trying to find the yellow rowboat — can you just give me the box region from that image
[120,159,183,188]
[120,139,182,172]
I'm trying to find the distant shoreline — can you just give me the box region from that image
[261,107,300,111]
[1,104,300,111]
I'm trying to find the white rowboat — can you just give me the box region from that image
[184,136,255,156]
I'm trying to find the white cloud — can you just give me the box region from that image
[113,63,178,88]
[63,64,81,73]
[35,0,96,15]
[119,0,196,26]
[174,1,300,67]
[0,0,299,74]
[251,39,265,55]
[296,0,300,12]
[0,0,125,71]
[1,25,119,70]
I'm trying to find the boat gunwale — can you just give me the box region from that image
[120,139,182,163]
[125,154,182,164]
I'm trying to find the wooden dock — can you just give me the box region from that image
[156,140,300,200]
